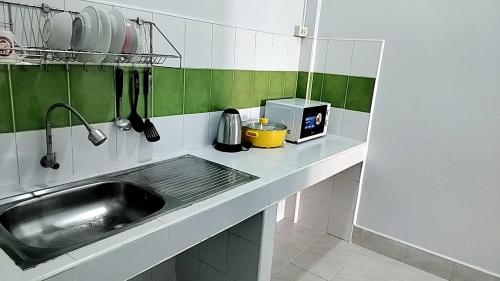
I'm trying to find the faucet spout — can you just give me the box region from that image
[41,103,107,169]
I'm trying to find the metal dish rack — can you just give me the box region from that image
[0,1,182,67]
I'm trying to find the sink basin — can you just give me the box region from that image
[0,181,165,269]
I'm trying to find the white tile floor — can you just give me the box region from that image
[272,221,445,281]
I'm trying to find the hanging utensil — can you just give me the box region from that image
[114,68,131,131]
[129,69,144,132]
[143,68,160,142]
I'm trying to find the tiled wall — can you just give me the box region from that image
[0,0,302,193]
[294,164,362,240]
[298,39,383,141]
[175,214,263,281]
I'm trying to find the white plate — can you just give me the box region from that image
[105,9,126,62]
[73,6,100,62]
[91,8,112,63]
[131,23,143,62]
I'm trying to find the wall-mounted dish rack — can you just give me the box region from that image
[0,1,182,67]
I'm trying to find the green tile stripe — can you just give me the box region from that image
[295,72,376,113]
[0,65,376,133]
[0,65,13,133]
[0,66,302,133]
[153,68,297,116]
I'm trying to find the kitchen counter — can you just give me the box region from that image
[0,134,366,281]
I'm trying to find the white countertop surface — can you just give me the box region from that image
[0,134,366,281]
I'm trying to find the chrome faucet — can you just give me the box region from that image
[40,103,107,169]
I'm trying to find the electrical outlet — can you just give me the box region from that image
[294,25,308,38]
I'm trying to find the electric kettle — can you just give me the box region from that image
[214,108,243,152]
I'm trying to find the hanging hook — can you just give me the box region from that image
[82,63,88,72]
[99,63,106,72]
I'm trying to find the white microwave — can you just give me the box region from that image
[265,98,331,143]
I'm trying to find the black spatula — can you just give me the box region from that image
[143,68,160,142]
[129,70,144,132]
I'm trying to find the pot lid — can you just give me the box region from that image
[243,118,287,131]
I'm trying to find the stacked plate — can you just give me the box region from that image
[43,6,143,63]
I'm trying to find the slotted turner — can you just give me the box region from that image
[143,68,160,142]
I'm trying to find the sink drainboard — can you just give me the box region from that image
[116,155,258,203]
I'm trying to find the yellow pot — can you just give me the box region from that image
[242,118,287,148]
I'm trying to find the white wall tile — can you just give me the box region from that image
[128,271,151,281]
[227,234,260,281]
[151,259,175,281]
[111,5,153,22]
[185,20,213,68]
[23,0,64,10]
[327,209,355,241]
[212,25,235,69]
[301,177,334,206]
[199,231,228,273]
[72,123,117,177]
[175,252,199,280]
[250,106,265,119]
[297,193,330,233]
[229,213,262,245]
[116,128,142,165]
[208,111,222,145]
[234,29,256,70]
[183,113,210,149]
[64,0,111,14]
[325,39,354,75]
[239,108,252,121]
[298,38,313,72]
[16,128,73,187]
[152,14,186,68]
[198,262,227,281]
[327,107,344,136]
[152,115,184,158]
[285,37,301,71]
[312,39,328,73]
[138,134,154,163]
[0,133,19,187]
[350,40,382,78]
[337,163,362,182]
[340,109,370,141]
[254,32,274,71]
[271,35,288,71]
[332,176,360,212]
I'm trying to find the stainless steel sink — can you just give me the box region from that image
[0,155,258,270]
[0,181,165,269]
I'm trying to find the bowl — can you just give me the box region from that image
[42,12,72,54]
[72,6,100,62]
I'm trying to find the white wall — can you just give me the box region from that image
[318,0,500,276]
[85,0,305,35]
